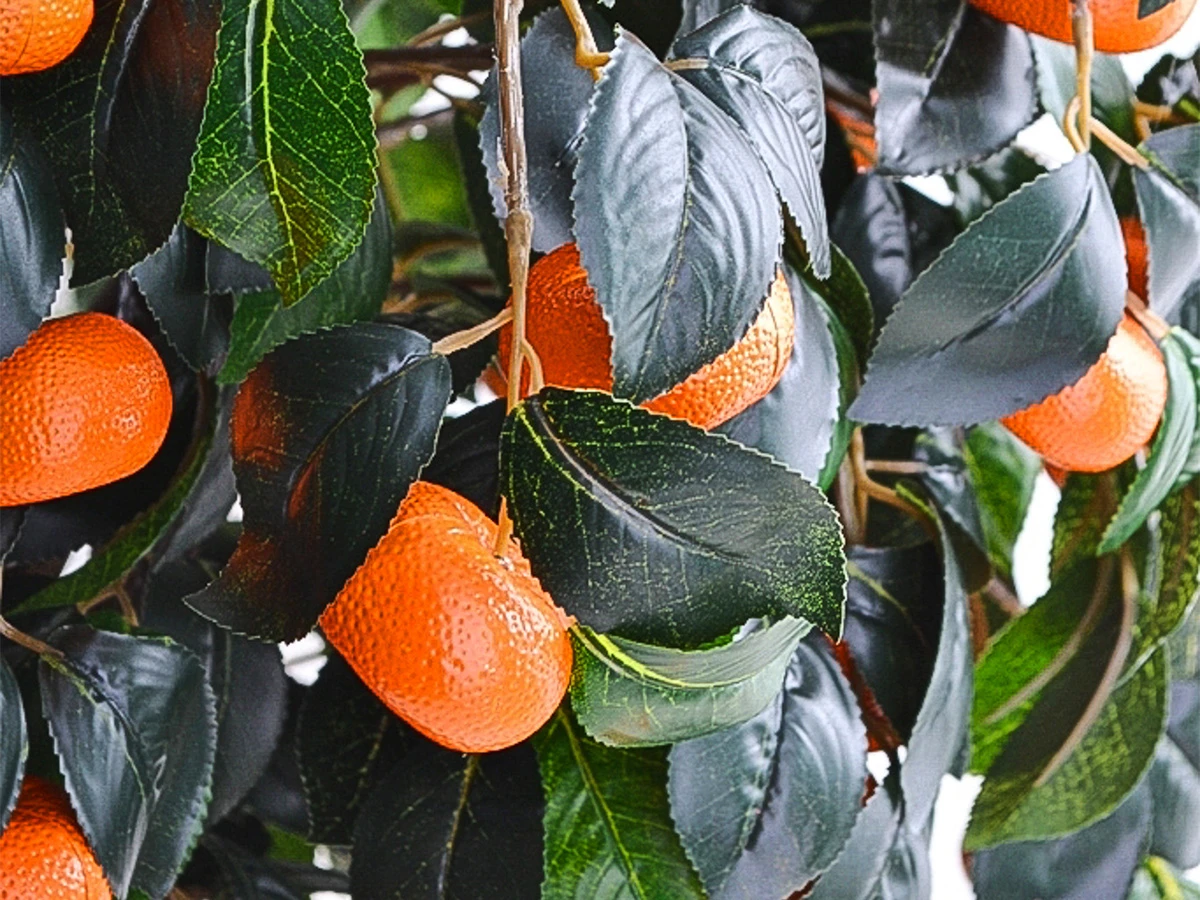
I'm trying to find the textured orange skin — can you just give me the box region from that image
[969,0,1196,52]
[0,776,111,900]
[0,313,172,507]
[498,243,795,431]
[320,482,573,753]
[0,0,93,75]
[1122,216,1148,301]
[1002,314,1167,472]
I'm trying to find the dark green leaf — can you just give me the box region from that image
[479,7,609,252]
[131,225,231,372]
[454,109,510,292]
[183,0,376,304]
[964,422,1042,579]
[797,242,874,373]
[872,0,1036,175]
[944,146,1047,228]
[571,617,809,747]
[573,31,781,402]
[1128,858,1200,900]
[202,837,304,900]
[421,400,505,521]
[667,634,867,898]
[351,742,544,899]
[719,267,848,485]
[0,658,25,831]
[852,155,1127,426]
[0,508,25,563]
[296,654,407,845]
[0,106,62,360]
[5,0,219,283]
[1150,675,1200,868]
[535,709,705,899]
[1135,124,1200,322]
[914,428,988,552]
[500,389,846,646]
[216,188,393,386]
[1100,331,1196,553]
[187,324,451,640]
[40,627,217,898]
[669,6,829,277]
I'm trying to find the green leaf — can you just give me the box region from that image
[1129,859,1200,900]
[852,155,1127,426]
[965,422,1042,579]
[669,6,830,277]
[797,242,874,369]
[1131,484,1200,673]
[0,105,62,360]
[914,428,988,553]
[215,188,393,386]
[572,31,782,402]
[0,658,25,831]
[186,324,451,641]
[40,627,217,899]
[1100,331,1197,553]
[10,403,217,615]
[1173,330,1200,485]
[570,616,809,747]
[350,743,545,899]
[6,0,220,284]
[1135,124,1200,322]
[667,634,867,898]
[183,0,377,305]
[296,655,407,845]
[534,709,705,900]
[872,0,1037,175]
[500,388,846,646]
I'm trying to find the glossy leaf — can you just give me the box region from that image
[667,634,867,898]
[187,324,451,640]
[421,400,506,521]
[852,155,1127,426]
[964,421,1042,579]
[216,188,394,385]
[183,0,376,305]
[1128,859,1200,899]
[669,6,829,277]
[573,31,781,402]
[571,617,810,747]
[500,389,846,646]
[1100,331,1197,553]
[296,654,407,845]
[40,627,217,899]
[1131,484,1200,673]
[1136,124,1200,322]
[0,658,25,831]
[535,710,705,899]
[914,428,988,553]
[0,106,62,360]
[351,742,544,899]
[872,0,1037,175]
[798,242,874,374]
[6,0,219,283]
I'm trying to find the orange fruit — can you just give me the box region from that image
[1001,314,1167,472]
[968,0,1197,53]
[497,243,795,430]
[0,0,93,76]
[0,312,172,507]
[1122,215,1148,300]
[0,776,111,899]
[319,481,573,753]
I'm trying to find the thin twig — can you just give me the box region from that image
[864,460,929,475]
[860,478,939,542]
[1127,291,1171,340]
[409,10,493,46]
[1090,117,1150,169]
[849,429,870,535]
[0,570,63,659]
[114,583,139,628]
[1071,0,1094,149]
[1064,96,1086,153]
[1133,100,1181,123]
[432,308,513,355]
[560,0,610,80]
[836,455,865,546]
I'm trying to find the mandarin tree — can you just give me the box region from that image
[2,0,1200,897]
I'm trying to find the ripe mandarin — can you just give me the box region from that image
[0,313,172,507]
[497,243,795,430]
[319,481,573,753]
[0,776,111,900]
[0,0,93,76]
[1122,215,1148,300]
[1001,314,1167,472]
[968,0,1197,53]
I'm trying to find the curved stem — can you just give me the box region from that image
[0,571,63,659]
[408,10,493,46]
[560,0,610,80]
[1127,291,1171,341]
[431,307,514,355]
[1090,117,1149,169]
[1071,0,1094,149]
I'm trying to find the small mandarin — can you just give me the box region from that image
[968,0,1196,53]
[1001,314,1167,472]
[497,243,795,430]
[1122,215,1148,301]
[0,313,173,507]
[0,0,93,76]
[319,481,573,753]
[0,776,111,900]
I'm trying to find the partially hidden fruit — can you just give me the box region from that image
[0,312,172,507]
[319,481,573,753]
[0,776,112,900]
[1122,215,1148,301]
[1001,314,1167,472]
[497,243,795,431]
[968,0,1197,53]
[1,0,93,76]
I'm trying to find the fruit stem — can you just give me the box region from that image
[431,307,514,355]
[560,0,610,81]
[1126,291,1171,341]
[1070,0,1094,150]
[407,10,493,46]
[1089,116,1150,169]
[0,572,63,660]
[863,459,929,475]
